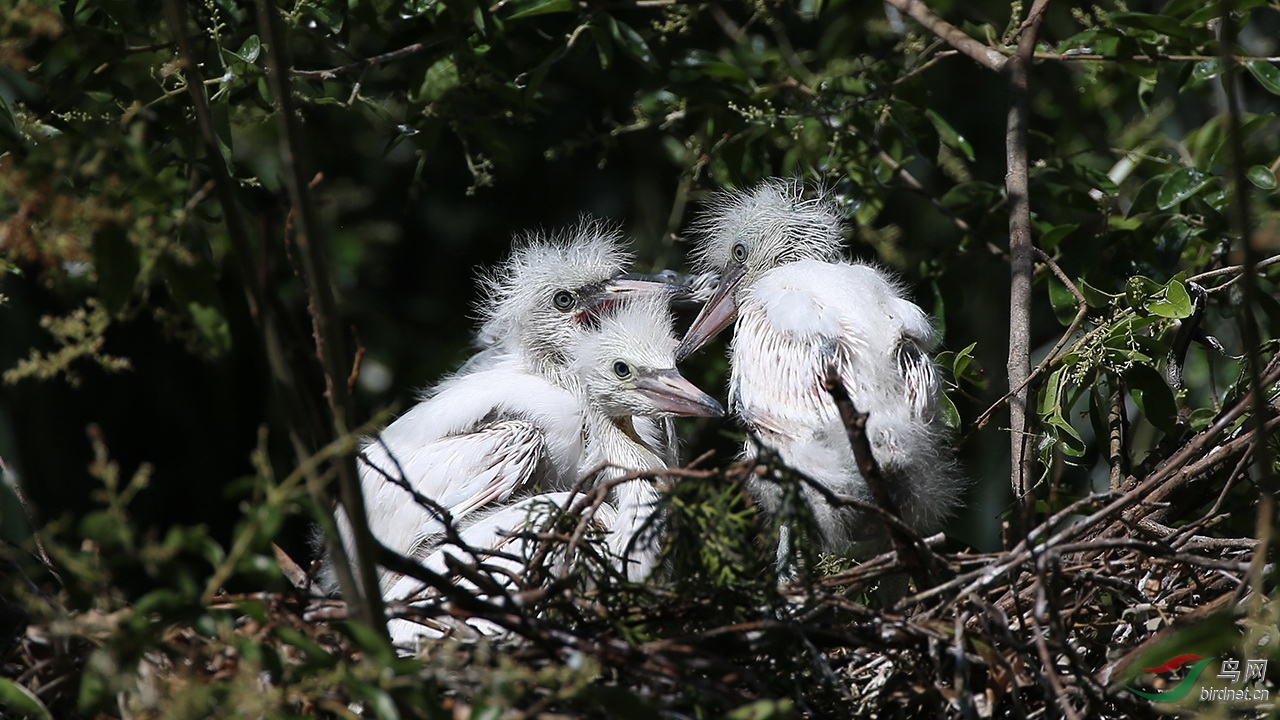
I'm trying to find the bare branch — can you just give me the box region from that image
[1004,0,1052,513]
[255,0,386,635]
[882,0,1009,72]
[822,364,933,589]
[289,41,444,79]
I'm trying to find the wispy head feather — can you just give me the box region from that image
[689,178,844,275]
[474,218,632,365]
[572,293,680,377]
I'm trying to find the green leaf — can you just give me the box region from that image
[1129,276,1193,319]
[1126,364,1178,434]
[91,222,140,317]
[1081,280,1120,308]
[590,23,613,70]
[358,95,398,127]
[78,651,110,711]
[1038,223,1077,252]
[1048,276,1079,326]
[925,109,974,162]
[726,698,796,720]
[188,302,232,356]
[1246,164,1277,190]
[1154,277,1192,319]
[939,392,960,430]
[947,342,986,391]
[503,0,573,20]
[1156,167,1211,209]
[1110,12,1190,39]
[676,50,749,81]
[1246,60,1280,96]
[275,627,339,668]
[1039,367,1065,417]
[607,16,657,71]
[1190,58,1223,82]
[236,34,261,63]
[417,56,459,103]
[1124,275,1162,312]
[339,621,396,667]
[1048,413,1087,457]
[0,678,53,720]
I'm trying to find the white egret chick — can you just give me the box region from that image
[571,293,724,580]
[676,178,961,558]
[384,294,722,645]
[331,222,677,594]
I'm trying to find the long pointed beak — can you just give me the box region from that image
[675,264,746,362]
[635,368,724,417]
[617,270,721,308]
[575,274,683,323]
[605,272,689,297]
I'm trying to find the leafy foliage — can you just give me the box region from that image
[3,0,1280,717]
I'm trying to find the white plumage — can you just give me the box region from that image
[384,294,722,645]
[677,178,961,558]
[328,221,677,594]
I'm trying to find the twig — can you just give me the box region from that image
[255,0,386,635]
[1036,51,1280,64]
[1219,3,1275,510]
[289,41,443,79]
[882,0,1009,72]
[0,456,60,585]
[821,364,932,589]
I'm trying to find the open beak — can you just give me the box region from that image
[635,368,724,417]
[577,272,688,321]
[674,264,746,362]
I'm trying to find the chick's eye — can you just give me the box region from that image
[552,290,575,311]
[612,361,632,379]
[731,241,748,263]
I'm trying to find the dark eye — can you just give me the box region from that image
[731,241,748,263]
[612,361,632,379]
[552,289,575,311]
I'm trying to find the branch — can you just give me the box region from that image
[882,0,1009,72]
[1004,0,1052,513]
[1219,2,1274,499]
[821,365,932,589]
[255,0,386,636]
[1035,51,1280,64]
[289,41,443,79]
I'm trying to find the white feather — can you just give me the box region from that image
[682,178,963,559]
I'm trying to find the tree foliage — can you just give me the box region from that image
[2,0,1280,717]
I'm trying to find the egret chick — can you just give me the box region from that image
[384,294,721,645]
[677,178,961,558]
[332,221,675,593]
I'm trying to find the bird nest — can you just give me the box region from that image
[3,379,1275,719]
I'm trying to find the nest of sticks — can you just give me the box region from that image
[3,371,1274,719]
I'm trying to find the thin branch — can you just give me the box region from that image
[163,0,351,607]
[289,40,445,79]
[255,0,386,635]
[1220,2,1274,504]
[821,364,932,589]
[1190,252,1280,288]
[1004,0,1052,511]
[1035,51,1280,63]
[882,0,1009,72]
